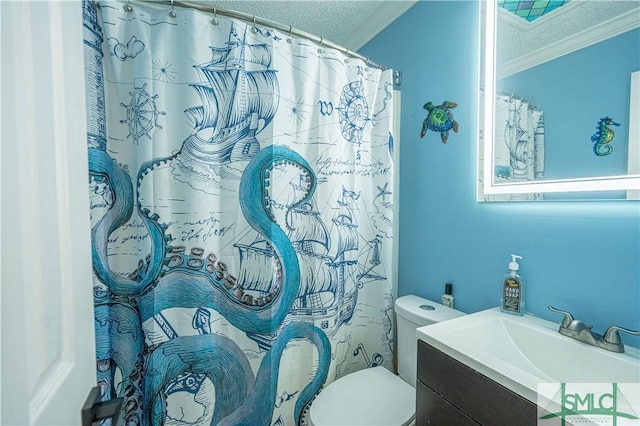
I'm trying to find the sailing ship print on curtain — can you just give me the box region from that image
[83,1,395,425]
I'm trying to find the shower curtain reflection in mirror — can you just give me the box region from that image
[493,93,545,185]
[481,93,546,201]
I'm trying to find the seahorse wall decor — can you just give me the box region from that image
[591,116,620,156]
[419,101,459,143]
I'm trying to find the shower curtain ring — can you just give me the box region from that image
[287,25,292,43]
[124,0,133,12]
[251,16,258,33]
[318,37,325,54]
[169,0,176,17]
[344,47,350,63]
[212,5,218,25]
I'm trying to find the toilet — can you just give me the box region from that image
[308,295,465,426]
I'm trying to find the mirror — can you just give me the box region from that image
[479,0,640,201]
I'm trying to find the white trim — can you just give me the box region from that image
[350,1,418,50]
[486,174,640,195]
[0,0,3,419]
[498,7,640,78]
[628,71,640,200]
[1,1,96,423]
[483,0,497,198]
[392,90,401,303]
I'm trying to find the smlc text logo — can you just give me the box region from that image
[538,383,640,426]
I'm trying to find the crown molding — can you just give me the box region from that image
[498,7,640,78]
[351,1,418,50]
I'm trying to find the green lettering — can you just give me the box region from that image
[598,393,614,411]
[564,393,592,411]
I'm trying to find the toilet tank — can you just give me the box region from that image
[394,295,465,385]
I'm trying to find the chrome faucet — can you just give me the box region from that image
[548,306,640,353]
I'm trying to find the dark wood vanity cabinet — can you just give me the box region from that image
[416,340,538,426]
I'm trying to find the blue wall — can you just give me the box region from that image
[500,29,640,182]
[359,1,640,348]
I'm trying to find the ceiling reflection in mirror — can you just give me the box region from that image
[479,0,640,201]
[497,0,571,23]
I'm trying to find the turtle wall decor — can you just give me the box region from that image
[420,101,459,143]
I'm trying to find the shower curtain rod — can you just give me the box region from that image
[496,90,538,110]
[135,0,387,70]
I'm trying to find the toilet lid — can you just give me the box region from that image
[309,366,415,426]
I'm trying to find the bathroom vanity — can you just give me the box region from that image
[415,308,640,426]
[416,340,536,425]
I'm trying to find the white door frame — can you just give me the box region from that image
[1,1,97,424]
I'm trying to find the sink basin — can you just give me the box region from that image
[417,308,640,403]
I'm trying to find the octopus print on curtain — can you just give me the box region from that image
[83,1,395,425]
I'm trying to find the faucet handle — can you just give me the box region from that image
[603,325,640,346]
[548,306,574,328]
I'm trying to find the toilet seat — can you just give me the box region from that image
[309,366,416,426]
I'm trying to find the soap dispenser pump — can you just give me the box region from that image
[500,254,525,315]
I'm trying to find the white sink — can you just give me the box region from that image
[417,308,640,403]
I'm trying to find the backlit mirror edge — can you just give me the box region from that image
[479,0,640,200]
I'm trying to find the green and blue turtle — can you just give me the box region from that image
[420,101,459,143]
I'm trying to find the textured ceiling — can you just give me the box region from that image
[196,1,417,51]
[170,1,638,72]
[497,0,640,66]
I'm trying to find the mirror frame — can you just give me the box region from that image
[481,0,640,198]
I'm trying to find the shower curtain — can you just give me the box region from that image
[83,1,395,425]
[488,93,545,201]
[494,94,545,182]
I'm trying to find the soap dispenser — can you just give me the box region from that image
[500,254,525,315]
